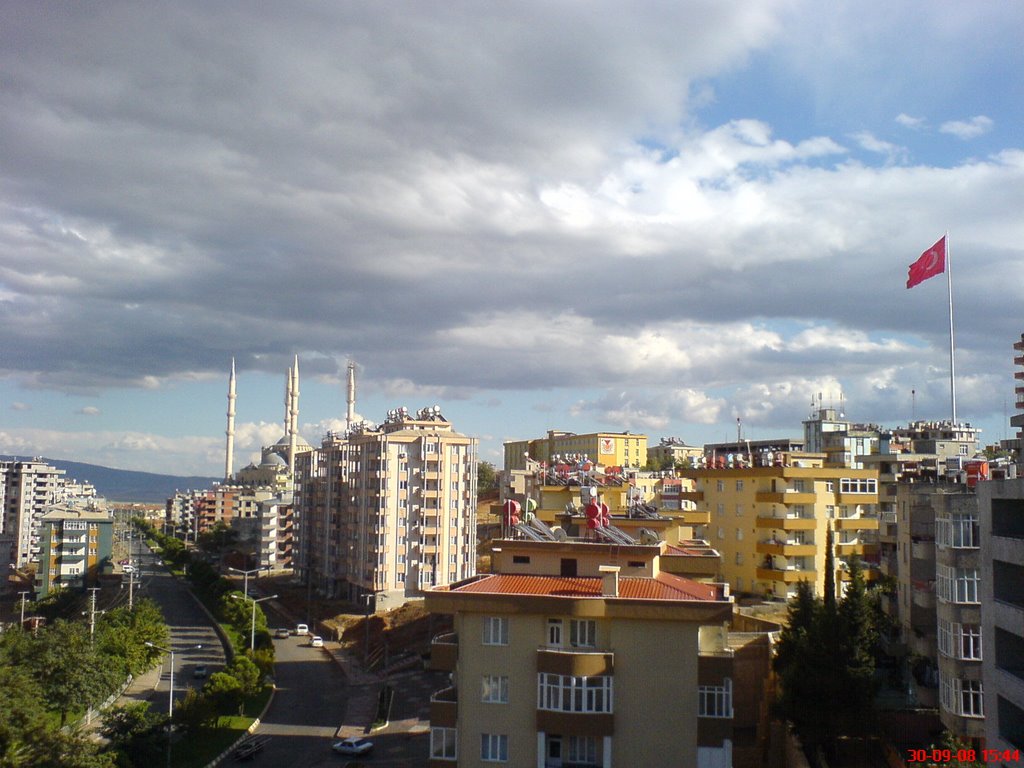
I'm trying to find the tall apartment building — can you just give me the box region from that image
[295,406,478,609]
[424,537,734,768]
[979,477,1024,760]
[36,505,113,595]
[504,430,648,473]
[802,404,879,468]
[677,454,880,600]
[1,459,67,574]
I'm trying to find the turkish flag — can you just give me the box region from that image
[907,236,946,288]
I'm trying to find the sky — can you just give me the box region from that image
[2,1,1023,477]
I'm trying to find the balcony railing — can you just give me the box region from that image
[428,633,458,672]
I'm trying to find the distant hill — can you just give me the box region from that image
[1,456,219,504]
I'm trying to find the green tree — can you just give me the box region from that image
[823,522,836,614]
[836,557,878,733]
[226,656,262,698]
[101,702,168,767]
[927,731,984,768]
[29,619,119,726]
[203,672,244,718]
[477,461,498,492]
[0,663,49,767]
[174,688,216,733]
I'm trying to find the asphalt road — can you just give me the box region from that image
[249,627,351,767]
[134,545,225,706]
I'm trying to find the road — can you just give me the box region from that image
[249,620,351,767]
[135,544,224,707]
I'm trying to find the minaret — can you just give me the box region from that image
[288,356,299,479]
[346,360,356,429]
[225,358,236,481]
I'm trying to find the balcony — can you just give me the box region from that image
[756,491,817,505]
[756,566,817,583]
[836,542,879,557]
[833,516,879,531]
[676,509,711,525]
[756,540,816,557]
[837,566,881,583]
[836,493,879,505]
[537,646,614,677]
[755,515,817,531]
[429,686,457,728]
[678,491,704,502]
[912,582,936,608]
[428,633,458,672]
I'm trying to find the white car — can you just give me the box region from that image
[332,738,373,756]
[295,623,309,636]
[310,635,324,648]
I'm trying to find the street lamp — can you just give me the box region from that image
[17,591,29,626]
[144,640,202,720]
[231,593,278,650]
[228,566,267,600]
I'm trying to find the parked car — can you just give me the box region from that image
[331,738,373,756]
[295,623,309,636]
[310,635,324,648]
[122,564,136,574]
[275,627,291,639]
[193,665,208,679]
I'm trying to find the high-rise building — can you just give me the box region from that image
[296,406,478,609]
[676,452,881,600]
[978,477,1024,759]
[36,504,113,595]
[0,459,67,574]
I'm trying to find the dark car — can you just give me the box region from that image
[192,665,208,679]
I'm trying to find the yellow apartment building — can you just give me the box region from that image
[676,456,880,600]
[425,537,734,768]
[505,430,648,473]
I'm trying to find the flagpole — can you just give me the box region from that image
[946,231,957,424]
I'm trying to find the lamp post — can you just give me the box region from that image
[231,593,277,650]
[17,591,29,626]
[144,640,201,719]
[228,566,266,600]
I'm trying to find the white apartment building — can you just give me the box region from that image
[296,406,478,610]
[1,459,67,573]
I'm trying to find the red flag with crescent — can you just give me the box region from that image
[907,236,946,288]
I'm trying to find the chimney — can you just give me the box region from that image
[599,565,620,597]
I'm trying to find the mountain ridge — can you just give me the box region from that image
[1,455,220,504]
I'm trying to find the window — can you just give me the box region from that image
[716,503,725,517]
[941,620,982,660]
[547,618,563,647]
[482,675,509,703]
[480,733,508,762]
[735,504,743,517]
[736,528,743,541]
[793,479,805,492]
[736,480,744,491]
[698,678,733,718]
[735,552,744,565]
[568,736,597,764]
[570,619,596,648]
[483,616,508,646]
[936,513,979,549]
[959,444,969,456]
[839,477,877,494]
[512,555,531,564]
[537,673,613,713]
[940,676,984,718]
[430,727,457,760]
[716,480,724,492]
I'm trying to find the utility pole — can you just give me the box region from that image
[85,587,103,642]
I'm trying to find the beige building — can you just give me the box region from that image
[425,537,734,768]
[1,459,67,573]
[505,430,648,473]
[676,454,881,600]
[296,406,478,609]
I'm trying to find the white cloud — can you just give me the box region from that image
[895,113,925,130]
[10,402,30,411]
[77,406,101,416]
[940,116,994,140]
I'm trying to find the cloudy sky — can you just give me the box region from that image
[2,1,1023,476]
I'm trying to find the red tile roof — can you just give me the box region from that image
[663,543,718,557]
[448,572,723,602]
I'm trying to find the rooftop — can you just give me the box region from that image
[440,572,726,602]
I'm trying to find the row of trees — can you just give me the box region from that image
[773,525,880,759]
[0,598,169,767]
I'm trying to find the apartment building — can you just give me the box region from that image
[676,454,880,600]
[425,537,734,768]
[0,459,67,573]
[979,477,1024,760]
[504,430,648,473]
[295,406,478,609]
[36,505,113,595]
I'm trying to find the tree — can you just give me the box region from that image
[101,702,168,767]
[836,557,878,733]
[823,523,836,614]
[226,656,262,698]
[0,663,49,767]
[203,672,244,719]
[28,619,119,726]
[477,461,498,492]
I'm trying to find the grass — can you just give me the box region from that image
[166,685,272,768]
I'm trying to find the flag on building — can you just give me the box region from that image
[907,236,946,288]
